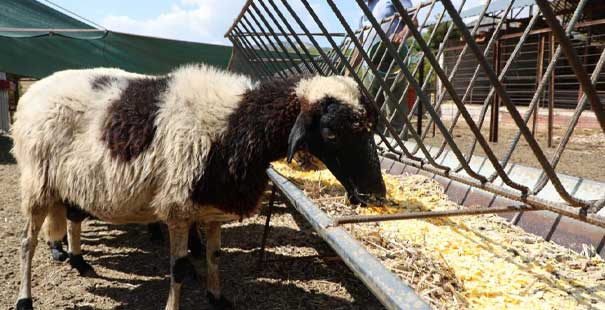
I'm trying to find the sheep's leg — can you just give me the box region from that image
[165,220,192,310]
[66,220,94,275]
[64,203,93,275]
[16,209,46,310]
[205,222,232,309]
[44,204,68,262]
[188,222,203,258]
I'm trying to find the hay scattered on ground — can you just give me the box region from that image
[273,161,605,310]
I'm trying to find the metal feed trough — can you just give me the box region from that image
[225,0,605,308]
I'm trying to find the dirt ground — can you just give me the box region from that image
[0,135,383,310]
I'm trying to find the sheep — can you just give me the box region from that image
[11,64,386,310]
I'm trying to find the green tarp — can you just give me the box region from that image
[0,0,233,78]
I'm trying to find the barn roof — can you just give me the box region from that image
[0,0,233,78]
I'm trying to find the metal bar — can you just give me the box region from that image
[256,0,315,74]
[0,28,105,32]
[485,2,588,182]
[231,29,275,78]
[549,32,555,147]
[533,46,605,193]
[386,153,605,228]
[333,37,355,75]
[359,18,400,88]
[231,30,276,78]
[498,17,605,41]
[417,0,513,161]
[237,19,288,78]
[535,0,605,133]
[233,27,280,78]
[277,0,417,163]
[298,0,443,168]
[257,184,277,267]
[417,58,424,135]
[440,0,588,207]
[385,0,534,191]
[394,5,463,148]
[228,37,270,79]
[379,0,441,139]
[267,168,431,310]
[230,31,346,37]
[224,0,254,37]
[533,34,546,135]
[343,0,494,179]
[249,3,302,74]
[333,205,538,226]
[266,0,324,75]
[489,39,501,143]
[279,0,338,75]
[241,14,290,77]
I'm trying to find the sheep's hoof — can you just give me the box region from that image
[68,253,95,276]
[48,241,68,262]
[207,292,233,310]
[16,298,33,310]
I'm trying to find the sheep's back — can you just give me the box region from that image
[11,65,257,220]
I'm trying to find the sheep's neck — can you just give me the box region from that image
[189,77,302,216]
[230,77,303,166]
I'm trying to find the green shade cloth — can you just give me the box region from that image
[0,0,233,78]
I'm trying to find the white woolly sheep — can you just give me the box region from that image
[11,64,386,310]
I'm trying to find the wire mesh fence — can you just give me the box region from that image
[226,0,605,228]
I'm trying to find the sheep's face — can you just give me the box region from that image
[288,76,386,205]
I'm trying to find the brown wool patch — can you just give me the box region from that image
[101,77,169,162]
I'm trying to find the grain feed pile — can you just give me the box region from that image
[272,161,605,310]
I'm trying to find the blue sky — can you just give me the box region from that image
[46,0,464,45]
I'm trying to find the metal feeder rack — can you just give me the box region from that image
[226,0,605,308]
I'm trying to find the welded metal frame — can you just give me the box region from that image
[267,168,431,310]
[226,0,605,227]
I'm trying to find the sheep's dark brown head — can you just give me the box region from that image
[287,76,386,205]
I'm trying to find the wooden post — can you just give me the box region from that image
[489,40,501,143]
[417,58,424,136]
[534,34,546,135]
[579,17,592,104]
[548,32,555,148]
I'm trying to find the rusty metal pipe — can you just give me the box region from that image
[333,205,538,225]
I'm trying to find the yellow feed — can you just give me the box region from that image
[272,161,605,310]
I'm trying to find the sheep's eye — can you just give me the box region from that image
[321,127,337,141]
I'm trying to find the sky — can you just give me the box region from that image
[45,0,466,46]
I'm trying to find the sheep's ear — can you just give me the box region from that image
[287,112,309,163]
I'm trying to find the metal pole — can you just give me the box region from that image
[533,34,546,135]
[333,205,538,225]
[267,168,431,310]
[417,58,424,136]
[257,184,277,268]
[549,31,555,147]
[535,0,605,134]
[489,39,501,143]
[440,0,589,207]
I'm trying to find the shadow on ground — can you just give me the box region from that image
[70,200,383,309]
[0,135,15,164]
